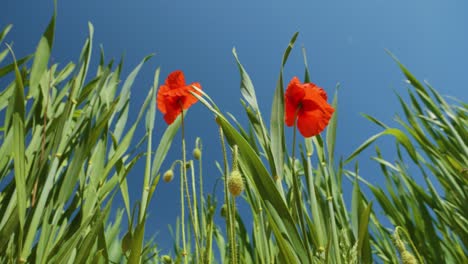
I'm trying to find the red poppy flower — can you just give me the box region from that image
[157,70,202,124]
[284,77,334,137]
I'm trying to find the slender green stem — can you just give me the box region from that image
[180,164,187,264]
[291,114,312,262]
[198,141,206,250]
[323,163,341,264]
[204,210,214,264]
[218,126,236,264]
[181,109,201,262]
[190,161,200,257]
[230,196,238,264]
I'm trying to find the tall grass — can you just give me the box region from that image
[0,9,180,263]
[1,10,466,264]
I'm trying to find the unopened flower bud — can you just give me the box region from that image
[193,148,202,160]
[228,170,244,197]
[163,170,174,183]
[161,255,173,264]
[220,204,227,218]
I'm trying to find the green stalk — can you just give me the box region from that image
[129,95,154,264]
[180,164,187,264]
[324,164,341,264]
[230,196,238,264]
[204,202,214,264]
[190,161,200,259]
[218,126,236,264]
[198,140,206,249]
[291,115,313,262]
[180,109,201,262]
[258,207,270,263]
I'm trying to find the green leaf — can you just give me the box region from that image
[145,67,159,133]
[215,115,308,263]
[113,55,154,142]
[345,128,417,164]
[382,128,417,163]
[0,55,33,78]
[270,32,299,191]
[150,115,182,178]
[326,85,339,163]
[128,220,146,264]
[0,24,13,44]
[233,47,259,111]
[5,44,25,120]
[357,202,372,263]
[29,1,56,98]
[12,114,27,230]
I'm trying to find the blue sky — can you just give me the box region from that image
[2,0,467,254]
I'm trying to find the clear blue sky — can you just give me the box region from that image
[2,0,467,253]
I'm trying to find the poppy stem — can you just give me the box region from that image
[291,113,313,262]
[180,108,202,262]
[218,125,237,264]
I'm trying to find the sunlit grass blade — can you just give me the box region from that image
[270,32,299,199]
[29,0,56,98]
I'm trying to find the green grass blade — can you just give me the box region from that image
[0,55,33,78]
[270,32,299,194]
[232,48,259,111]
[29,1,56,98]
[12,114,26,233]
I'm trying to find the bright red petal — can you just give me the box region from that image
[157,71,201,125]
[297,102,334,137]
[285,77,305,106]
[166,70,186,89]
[284,77,305,126]
[157,84,171,114]
[180,82,201,110]
[163,102,182,124]
[284,97,298,126]
[304,83,327,101]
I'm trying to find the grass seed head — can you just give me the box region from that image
[228,170,244,197]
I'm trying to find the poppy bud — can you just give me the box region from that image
[161,255,173,264]
[228,170,244,197]
[163,170,174,183]
[220,204,227,218]
[209,206,215,215]
[193,148,202,160]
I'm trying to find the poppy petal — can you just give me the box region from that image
[297,110,327,137]
[304,83,327,101]
[158,70,201,125]
[163,103,182,124]
[285,77,305,106]
[284,98,298,126]
[166,70,186,89]
[297,104,334,137]
[180,83,201,109]
[157,84,171,114]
